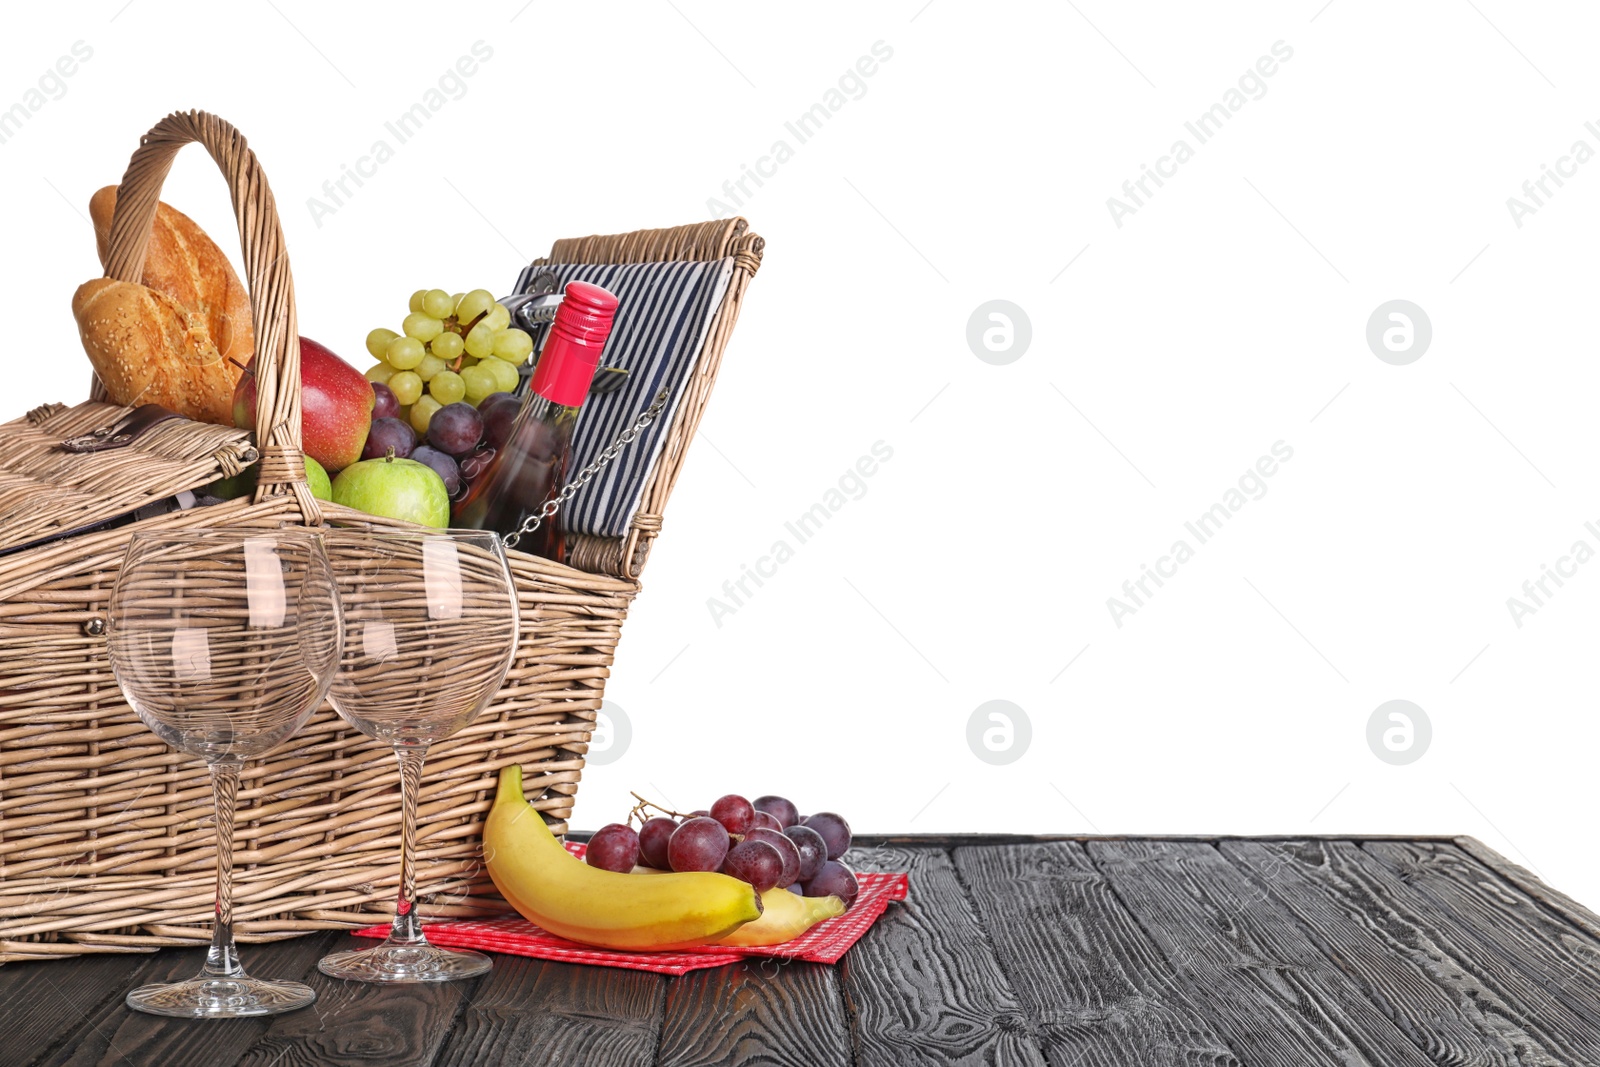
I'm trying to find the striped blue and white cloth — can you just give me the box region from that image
[511,258,735,539]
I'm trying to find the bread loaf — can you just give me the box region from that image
[72,187,252,424]
[72,278,241,425]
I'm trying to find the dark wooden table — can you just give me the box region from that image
[6,834,1600,1066]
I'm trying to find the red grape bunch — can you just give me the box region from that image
[584,792,859,908]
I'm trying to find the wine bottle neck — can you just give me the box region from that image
[529,331,602,408]
[520,392,578,423]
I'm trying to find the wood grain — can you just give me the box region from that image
[655,960,851,1067]
[10,837,1600,1067]
[1316,841,1600,1062]
[36,932,334,1067]
[0,951,156,1067]
[841,845,1046,1066]
[1224,839,1587,1066]
[1090,840,1443,1066]
[1456,836,1600,946]
[228,934,475,1067]
[432,956,664,1067]
[953,841,1238,1067]
[1364,841,1600,1028]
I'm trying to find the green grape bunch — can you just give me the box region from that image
[365,288,535,436]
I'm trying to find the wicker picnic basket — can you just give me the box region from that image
[0,111,762,963]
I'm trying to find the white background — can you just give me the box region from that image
[5,2,1599,905]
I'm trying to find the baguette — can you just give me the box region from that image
[72,187,252,424]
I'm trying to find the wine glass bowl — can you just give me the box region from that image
[315,529,519,983]
[106,529,341,1018]
[111,534,341,761]
[323,533,518,746]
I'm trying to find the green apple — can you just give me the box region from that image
[205,453,333,502]
[302,455,332,501]
[331,455,449,528]
[204,469,255,500]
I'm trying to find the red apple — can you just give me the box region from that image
[233,336,373,472]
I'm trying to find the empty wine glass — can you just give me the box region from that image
[316,529,519,983]
[106,529,342,1018]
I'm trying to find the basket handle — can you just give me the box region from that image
[102,110,320,523]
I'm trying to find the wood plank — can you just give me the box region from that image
[1455,835,1600,946]
[655,959,852,1067]
[431,956,664,1067]
[1364,841,1600,1029]
[1089,840,1437,1066]
[36,933,335,1067]
[228,934,479,1067]
[1224,839,1593,1066]
[952,841,1238,1067]
[853,833,1463,849]
[1307,841,1600,1060]
[840,844,1047,1067]
[0,949,158,1067]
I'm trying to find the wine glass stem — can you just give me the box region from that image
[389,745,429,945]
[203,761,244,979]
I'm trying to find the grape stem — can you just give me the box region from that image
[624,793,745,843]
[627,792,689,827]
[445,310,491,374]
[371,306,496,377]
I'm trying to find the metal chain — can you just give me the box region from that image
[502,387,672,550]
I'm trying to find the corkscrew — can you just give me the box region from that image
[501,268,563,331]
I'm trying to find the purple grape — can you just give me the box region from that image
[749,810,783,833]
[585,823,640,873]
[668,816,730,873]
[802,860,859,908]
[427,402,486,457]
[479,393,520,451]
[482,409,516,452]
[478,391,517,411]
[803,812,852,860]
[783,824,828,883]
[687,809,710,819]
[458,448,496,484]
[409,446,461,495]
[744,827,801,888]
[638,816,677,870]
[371,382,400,420]
[710,794,755,835]
[753,795,800,828]
[361,416,415,460]
[722,840,783,893]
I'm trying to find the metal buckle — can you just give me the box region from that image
[56,404,182,453]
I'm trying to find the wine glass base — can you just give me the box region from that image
[125,976,316,1018]
[318,942,492,983]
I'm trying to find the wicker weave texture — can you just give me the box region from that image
[0,112,761,963]
[0,404,255,553]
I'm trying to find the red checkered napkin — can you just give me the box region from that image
[353,842,909,976]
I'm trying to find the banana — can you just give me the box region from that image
[715,886,845,947]
[484,765,763,951]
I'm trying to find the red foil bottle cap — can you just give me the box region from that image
[550,281,619,346]
[531,281,619,407]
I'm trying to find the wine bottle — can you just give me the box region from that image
[452,281,619,560]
